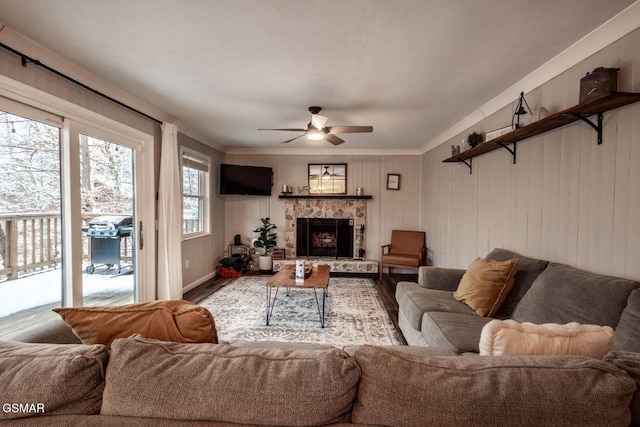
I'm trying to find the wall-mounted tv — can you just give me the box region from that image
[220,164,273,196]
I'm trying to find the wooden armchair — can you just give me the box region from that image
[379,230,426,280]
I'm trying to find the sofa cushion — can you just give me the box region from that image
[352,345,635,427]
[421,312,493,353]
[396,282,475,331]
[417,266,466,291]
[486,248,549,317]
[0,341,108,420]
[9,315,81,344]
[454,257,519,317]
[605,351,640,426]
[0,415,286,426]
[479,319,614,358]
[512,262,639,327]
[53,299,217,348]
[101,336,360,425]
[612,289,640,353]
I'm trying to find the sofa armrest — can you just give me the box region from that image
[417,266,466,291]
[9,316,81,344]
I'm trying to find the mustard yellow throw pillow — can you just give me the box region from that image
[453,257,518,317]
[53,300,217,348]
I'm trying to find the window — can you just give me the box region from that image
[181,148,210,237]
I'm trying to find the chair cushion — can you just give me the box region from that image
[454,257,519,317]
[512,263,639,327]
[53,300,217,348]
[612,289,640,353]
[396,282,475,331]
[479,319,614,358]
[381,252,421,267]
[352,345,635,427]
[0,341,108,420]
[485,248,549,317]
[101,336,360,425]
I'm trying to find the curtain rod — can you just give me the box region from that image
[0,42,162,125]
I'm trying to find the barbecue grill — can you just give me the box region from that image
[82,215,133,274]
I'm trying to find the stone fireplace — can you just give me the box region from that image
[284,198,366,259]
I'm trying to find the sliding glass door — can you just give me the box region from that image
[0,96,155,337]
[0,107,63,333]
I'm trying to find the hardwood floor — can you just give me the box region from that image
[184,270,416,345]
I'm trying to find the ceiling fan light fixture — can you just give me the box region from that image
[321,166,332,180]
[306,132,324,141]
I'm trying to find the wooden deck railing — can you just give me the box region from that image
[0,213,132,281]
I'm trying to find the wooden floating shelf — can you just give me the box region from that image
[443,92,640,173]
[278,194,372,200]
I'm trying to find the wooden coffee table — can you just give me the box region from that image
[265,264,330,328]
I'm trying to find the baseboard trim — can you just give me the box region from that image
[183,271,217,293]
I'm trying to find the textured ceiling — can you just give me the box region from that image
[0,0,635,152]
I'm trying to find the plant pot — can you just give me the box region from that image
[259,255,273,272]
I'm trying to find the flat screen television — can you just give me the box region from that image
[220,164,273,196]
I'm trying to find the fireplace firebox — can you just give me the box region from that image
[296,218,354,258]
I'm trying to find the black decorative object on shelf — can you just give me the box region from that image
[512,91,532,130]
[467,132,483,148]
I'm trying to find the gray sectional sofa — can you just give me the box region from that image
[396,248,640,353]
[1,334,640,426]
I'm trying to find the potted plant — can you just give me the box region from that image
[253,217,277,271]
[467,131,483,148]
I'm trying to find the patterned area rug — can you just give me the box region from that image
[199,276,403,347]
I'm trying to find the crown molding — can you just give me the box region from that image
[419,0,640,155]
[178,126,228,153]
[224,147,422,156]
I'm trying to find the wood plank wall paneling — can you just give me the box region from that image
[421,27,640,281]
[222,154,422,260]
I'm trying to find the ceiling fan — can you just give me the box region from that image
[258,106,373,145]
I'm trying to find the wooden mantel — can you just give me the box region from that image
[278,194,372,200]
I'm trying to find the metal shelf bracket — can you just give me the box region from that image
[496,142,517,164]
[458,158,472,174]
[571,112,603,144]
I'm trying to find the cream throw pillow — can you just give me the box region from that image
[453,257,518,317]
[53,300,218,348]
[479,319,614,358]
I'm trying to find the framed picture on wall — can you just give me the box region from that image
[387,174,400,190]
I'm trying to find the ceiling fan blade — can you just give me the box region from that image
[324,134,345,145]
[327,126,373,134]
[280,134,306,144]
[311,114,328,130]
[258,128,307,132]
